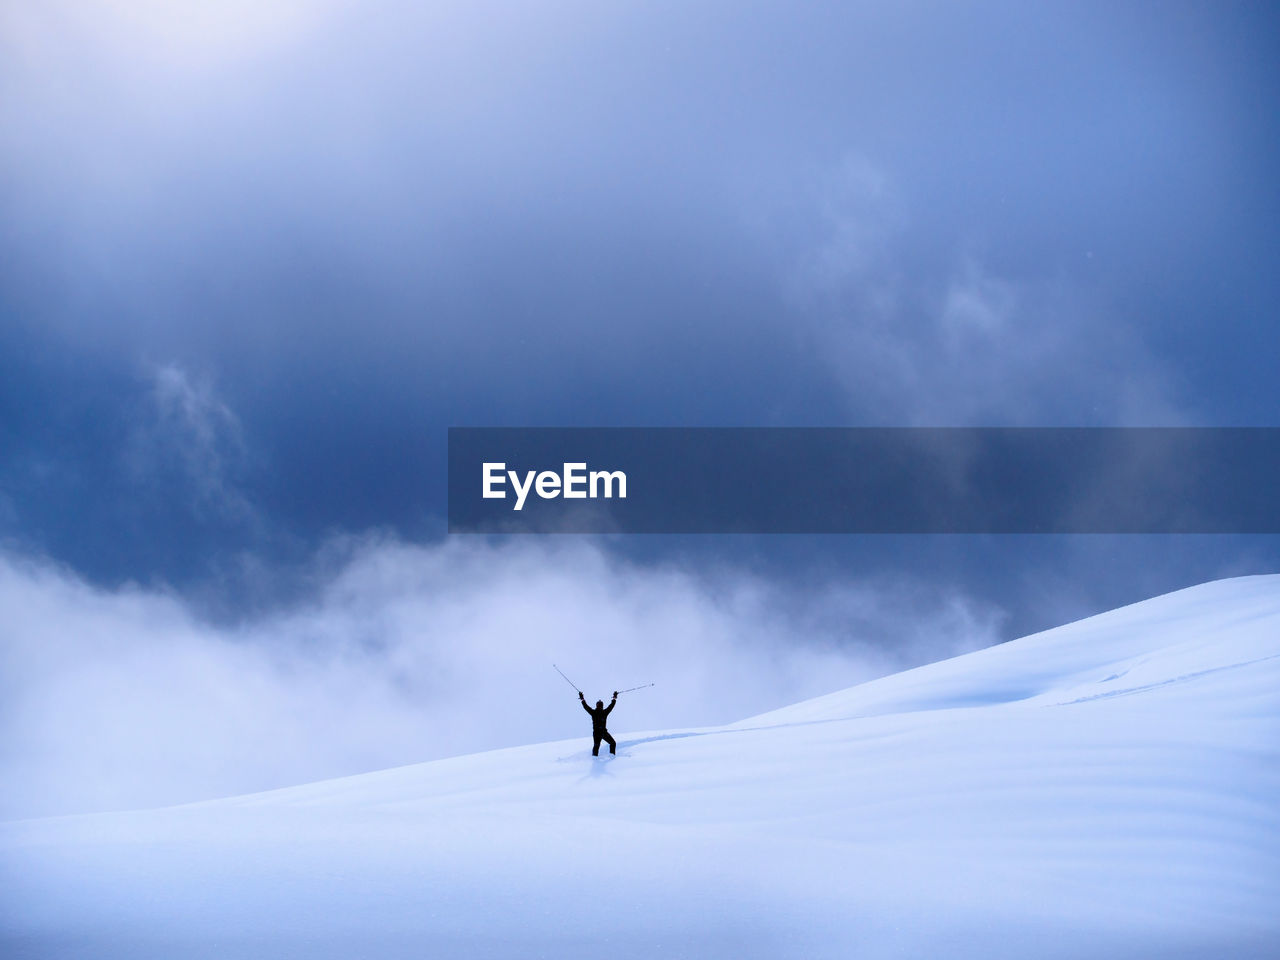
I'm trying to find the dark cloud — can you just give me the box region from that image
[0,1,1278,628]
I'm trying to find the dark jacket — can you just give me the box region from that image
[581,696,616,734]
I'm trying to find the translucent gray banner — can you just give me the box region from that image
[448,428,1280,534]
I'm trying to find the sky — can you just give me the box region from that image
[2,1,1279,816]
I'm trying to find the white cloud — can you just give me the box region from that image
[0,538,1003,819]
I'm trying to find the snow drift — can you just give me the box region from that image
[3,575,1278,959]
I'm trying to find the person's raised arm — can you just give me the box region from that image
[579,692,593,714]
[604,693,617,716]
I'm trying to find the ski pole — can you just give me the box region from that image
[616,683,655,695]
[552,663,579,692]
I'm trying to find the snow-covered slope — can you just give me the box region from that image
[3,577,1279,959]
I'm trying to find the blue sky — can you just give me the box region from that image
[2,2,1279,813]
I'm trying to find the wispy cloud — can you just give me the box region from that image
[124,363,257,525]
[0,537,1003,818]
[769,155,1185,427]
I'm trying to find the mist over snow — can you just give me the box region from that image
[0,539,1001,819]
[4,575,1276,960]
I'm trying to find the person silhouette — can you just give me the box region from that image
[579,691,617,756]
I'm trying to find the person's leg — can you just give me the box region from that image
[592,735,602,757]
[603,732,616,755]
